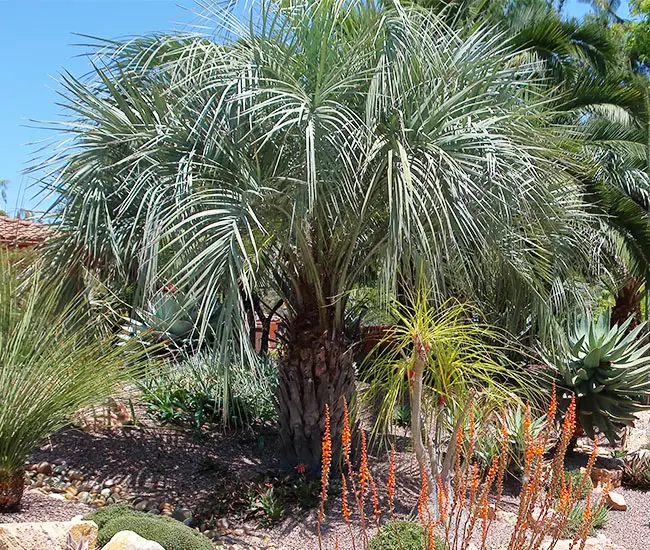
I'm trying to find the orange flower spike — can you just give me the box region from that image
[387,448,396,518]
[359,430,370,502]
[548,383,557,427]
[334,536,340,550]
[341,474,351,524]
[587,436,599,471]
[319,404,332,521]
[524,404,532,440]
[436,475,448,524]
[342,398,352,464]
[370,474,382,525]
[427,519,436,550]
[468,407,476,458]
[561,395,577,446]
[417,461,429,527]
[558,474,571,513]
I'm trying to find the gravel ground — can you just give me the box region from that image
[599,486,650,550]
[0,490,90,524]
[2,408,650,549]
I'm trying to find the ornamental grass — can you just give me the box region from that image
[317,391,605,550]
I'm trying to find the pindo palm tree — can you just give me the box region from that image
[0,250,150,510]
[37,0,602,471]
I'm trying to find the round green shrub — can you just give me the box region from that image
[368,520,445,550]
[84,505,213,550]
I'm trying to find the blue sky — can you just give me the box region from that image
[0,0,633,216]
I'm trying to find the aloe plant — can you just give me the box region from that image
[549,313,650,444]
[0,250,151,510]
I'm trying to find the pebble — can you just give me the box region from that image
[100,488,112,498]
[134,500,149,512]
[68,469,84,481]
[172,506,193,522]
[36,462,53,475]
[183,517,199,528]
[77,491,92,504]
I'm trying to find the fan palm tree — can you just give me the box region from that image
[38,0,603,471]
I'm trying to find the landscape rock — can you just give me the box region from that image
[36,462,53,475]
[591,468,622,489]
[495,509,518,524]
[102,530,165,550]
[171,506,193,522]
[605,491,627,511]
[544,535,626,550]
[0,519,98,550]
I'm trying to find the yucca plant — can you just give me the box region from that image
[548,313,650,444]
[0,250,151,510]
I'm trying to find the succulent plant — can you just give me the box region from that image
[66,535,89,550]
[622,449,650,489]
[548,313,650,444]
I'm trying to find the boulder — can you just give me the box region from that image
[0,519,98,550]
[590,468,622,489]
[605,491,627,511]
[102,530,165,550]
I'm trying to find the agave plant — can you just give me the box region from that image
[548,313,650,444]
[622,449,650,488]
[0,250,151,510]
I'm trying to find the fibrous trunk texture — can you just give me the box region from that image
[0,469,24,510]
[611,278,642,329]
[277,299,354,475]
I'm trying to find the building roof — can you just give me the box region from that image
[0,216,53,248]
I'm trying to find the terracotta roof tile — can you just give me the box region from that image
[0,216,53,248]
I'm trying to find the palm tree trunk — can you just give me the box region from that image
[611,278,643,328]
[0,469,24,510]
[277,299,355,475]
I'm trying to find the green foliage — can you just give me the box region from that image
[622,450,650,488]
[85,505,213,550]
[560,501,608,538]
[368,521,445,550]
[393,404,412,428]
[557,470,594,500]
[364,291,534,441]
[43,0,608,409]
[139,351,277,431]
[0,251,150,481]
[247,485,285,527]
[246,474,320,526]
[547,313,650,444]
[474,406,547,475]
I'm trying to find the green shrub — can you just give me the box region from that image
[139,351,277,431]
[84,505,213,550]
[368,520,445,550]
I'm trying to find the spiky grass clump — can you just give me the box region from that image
[0,251,150,509]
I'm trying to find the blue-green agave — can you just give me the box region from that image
[550,314,650,444]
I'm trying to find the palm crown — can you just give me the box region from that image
[41,0,606,467]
